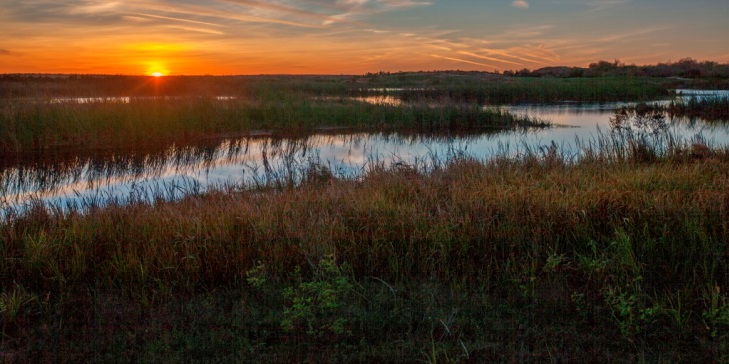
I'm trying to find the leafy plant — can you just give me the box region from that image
[281,255,354,341]
[603,280,663,339]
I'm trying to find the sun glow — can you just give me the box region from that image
[146,63,169,77]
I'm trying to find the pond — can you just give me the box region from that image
[2,91,729,218]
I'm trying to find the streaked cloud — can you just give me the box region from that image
[217,0,347,25]
[431,54,499,69]
[596,27,671,43]
[162,25,225,35]
[379,0,432,7]
[457,51,523,66]
[549,0,631,12]
[0,0,726,74]
[501,25,553,39]
[586,0,632,12]
[130,13,224,28]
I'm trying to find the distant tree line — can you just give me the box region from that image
[504,58,729,78]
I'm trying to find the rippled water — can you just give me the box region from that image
[2,91,729,218]
[47,96,236,104]
[0,133,492,216]
[675,89,729,99]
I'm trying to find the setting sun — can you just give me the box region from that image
[145,61,169,77]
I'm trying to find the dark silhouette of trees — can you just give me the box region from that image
[506,58,729,78]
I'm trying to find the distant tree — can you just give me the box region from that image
[516,68,532,77]
[587,60,622,76]
[501,58,729,79]
[682,69,702,78]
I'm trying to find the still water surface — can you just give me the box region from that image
[3,91,729,217]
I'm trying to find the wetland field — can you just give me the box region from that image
[2,73,729,362]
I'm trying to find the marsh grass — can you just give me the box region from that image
[2,131,729,361]
[0,96,546,154]
[0,131,516,221]
[647,97,729,120]
[394,77,672,104]
[620,96,729,123]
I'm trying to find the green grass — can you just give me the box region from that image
[0,96,546,154]
[2,74,673,101]
[2,137,729,361]
[393,76,673,104]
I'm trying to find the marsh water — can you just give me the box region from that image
[3,90,729,217]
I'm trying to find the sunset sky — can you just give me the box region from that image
[1,0,728,75]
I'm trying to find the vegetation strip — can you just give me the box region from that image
[626,97,729,121]
[2,140,729,361]
[0,97,546,154]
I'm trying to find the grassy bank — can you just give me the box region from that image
[2,74,674,102]
[0,97,545,154]
[2,138,729,361]
[394,76,672,104]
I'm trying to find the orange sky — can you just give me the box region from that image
[1,0,728,75]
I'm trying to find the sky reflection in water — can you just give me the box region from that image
[3,92,729,217]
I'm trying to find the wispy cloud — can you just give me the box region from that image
[318,0,431,25]
[393,28,560,70]
[130,12,224,28]
[501,25,553,39]
[1,0,433,31]
[585,0,631,12]
[130,2,326,29]
[1,0,325,29]
[163,25,225,35]
[218,0,346,25]
[379,0,432,7]
[549,0,631,12]
[430,54,499,69]
[1,0,726,74]
[70,1,121,15]
[458,51,523,66]
[364,28,391,34]
[596,27,670,43]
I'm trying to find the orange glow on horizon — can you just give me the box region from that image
[146,62,170,77]
[1,2,728,75]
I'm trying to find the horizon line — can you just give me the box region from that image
[4,58,728,78]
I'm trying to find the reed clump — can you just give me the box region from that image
[622,96,729,123]
[2,138,729,361]
[650,97,729,120]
